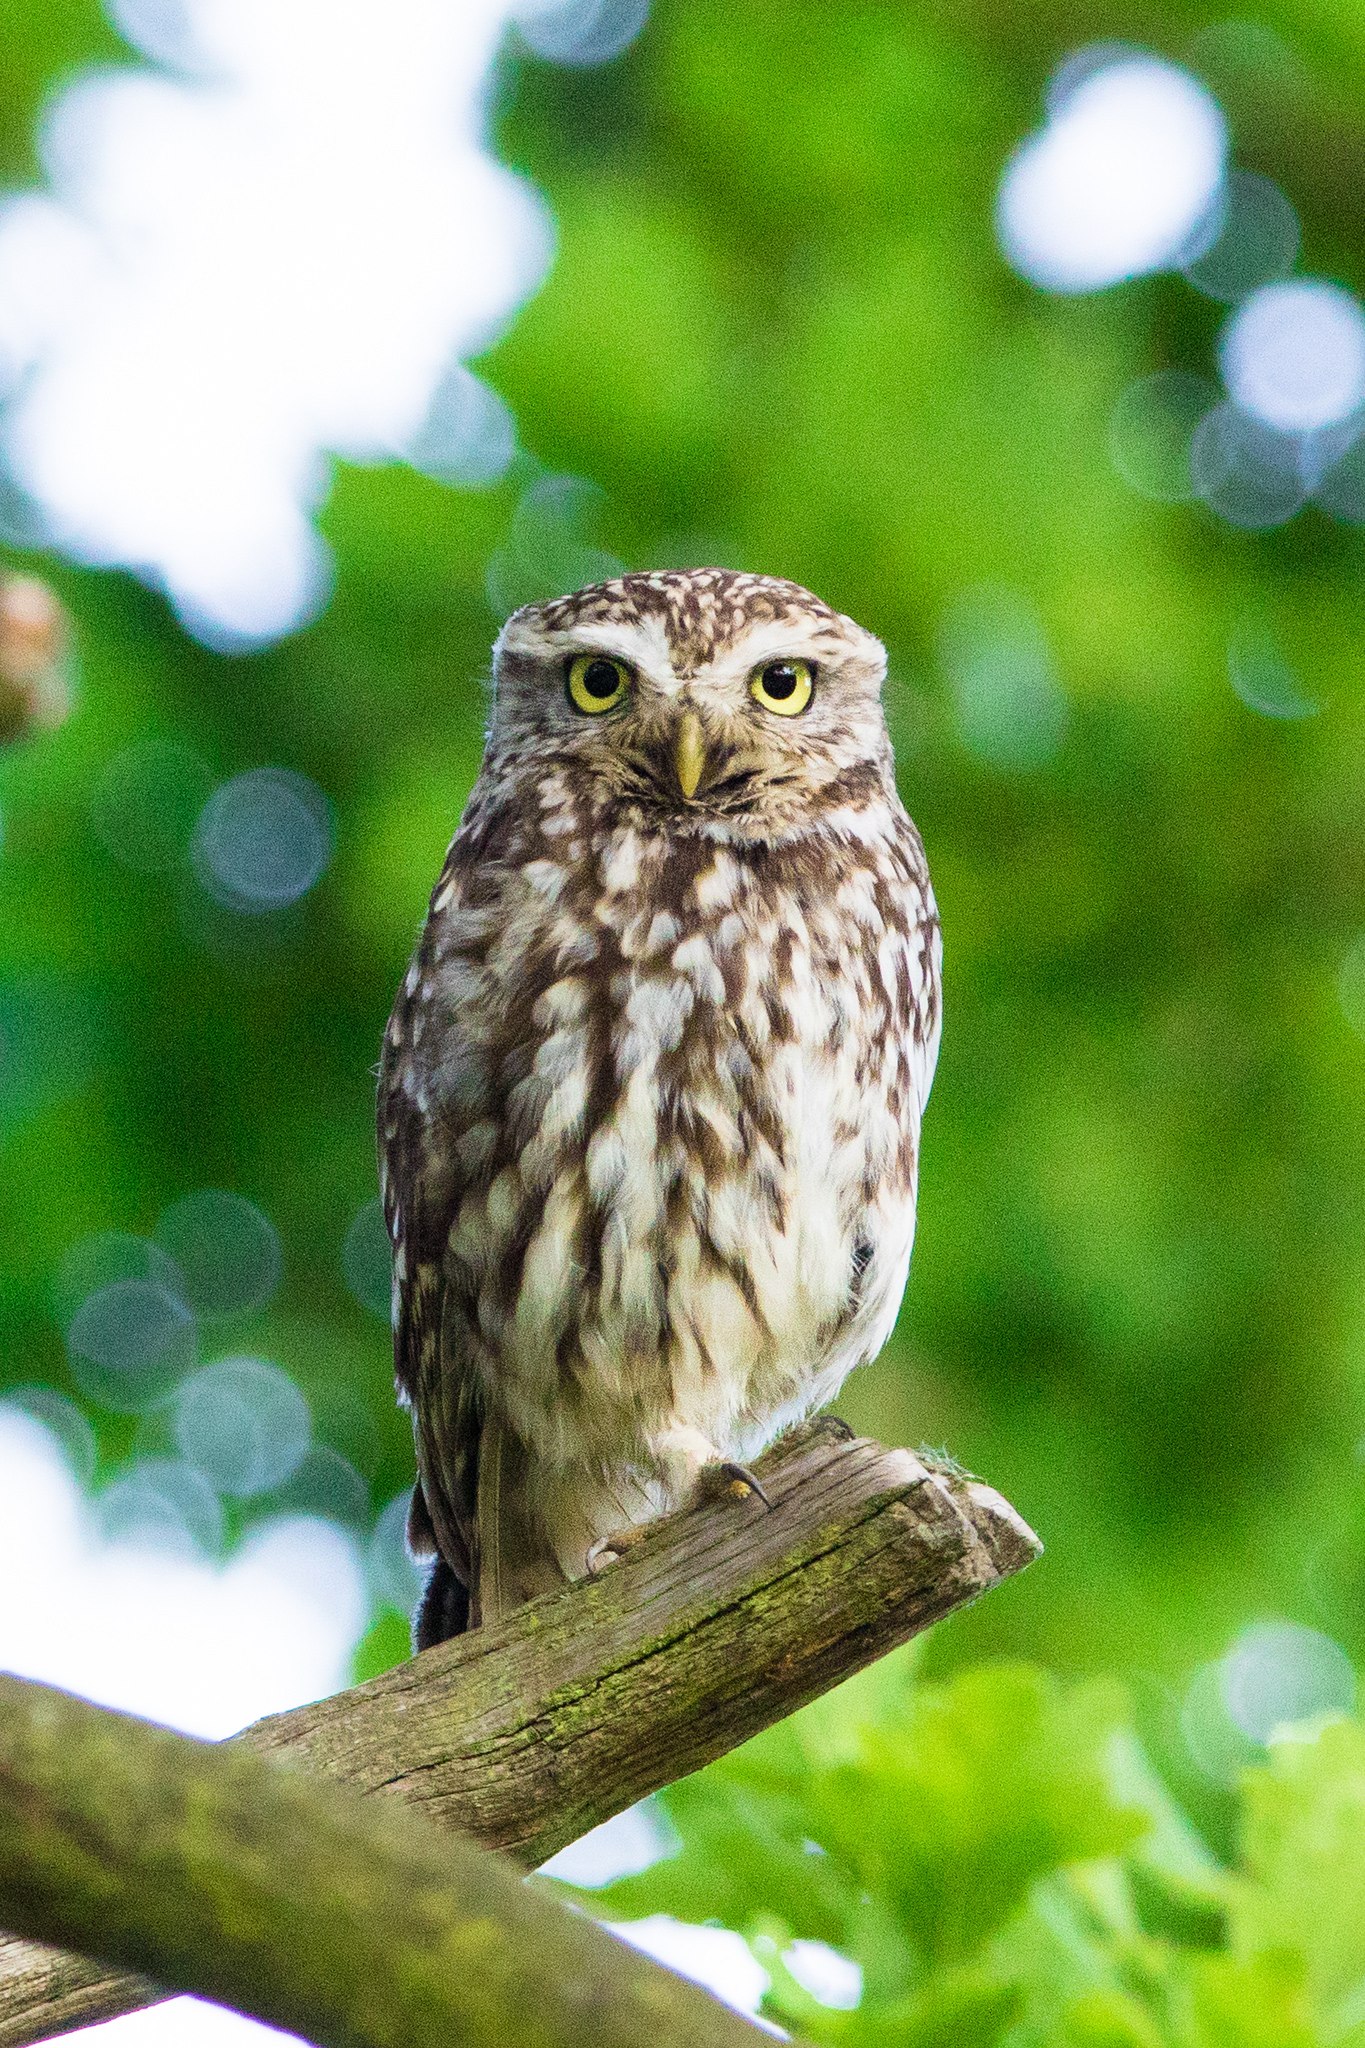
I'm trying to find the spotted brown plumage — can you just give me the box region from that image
[379,568,941,1644]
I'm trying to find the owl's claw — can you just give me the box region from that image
[586,1524,648,1575]
[586,1457,773,1576]
[697,1459,773,1510]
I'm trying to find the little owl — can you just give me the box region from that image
[379,568,941,1646]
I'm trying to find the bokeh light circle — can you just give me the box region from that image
[1190,404,1303,528]
[343,1197,394,1323]
[1310,433,1365,523]
[273,1445,371,1529]
[1227,625,1317,720]
[1220,1621,1355,1741]
[1181,1659,1259,1783]
[97,1456,226,1557]
[996,53,1226,293]
[0,1386,96,1483]
[54,1230,185,1327]
[1221,280,1365,434]
[1109,369,1218,501]
[155,1188,282,1319]
[485,473,625,614]
[66,1277,197,1413]
[369,1488,424,1613]
[405,365,517,487]
[173,1355,311,1497]
[192,767,333,913]
[1182,168,1299,304]
[514,0,651,66]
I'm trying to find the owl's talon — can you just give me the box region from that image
[586,1523,649,1575]
[699,1459,773,1510]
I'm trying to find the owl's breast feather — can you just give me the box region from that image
[421,811,938,1468]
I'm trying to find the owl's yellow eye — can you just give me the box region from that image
[567,653,631,715]
[749,658,813,716]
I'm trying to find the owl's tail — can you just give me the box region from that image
[414,1553,470,1649]
[406,1481,472,1649]
[475,1417,569,1624]
[408,1425,568,1646]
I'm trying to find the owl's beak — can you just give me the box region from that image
[675,710,706,800]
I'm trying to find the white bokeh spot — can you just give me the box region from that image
[997,53,1227,293]
[0,1407,364,1737]
[0,0,557,647]
[0,1406,366,2048]
[1220,1620,1356,1743]
[613,1917,769,2017]
[1220,279,1365,434]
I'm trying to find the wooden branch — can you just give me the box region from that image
[0,1423,1039,2046]
[0,1674,773,2048]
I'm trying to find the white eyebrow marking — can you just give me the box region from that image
[502,612,680,690]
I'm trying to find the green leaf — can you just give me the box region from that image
[1126,1863,1227,1955]
[1233,1720,1365,2020]
[1053,1986,1170,2048]
[562,1751,856,1944]
[350,1609,411,1685]
[992,1866,1173,2048]
[809,1665,1149,1965]
[577,1659,1151,2025]
[1185,1951,1317,2048]
[858,1965,1021,2048]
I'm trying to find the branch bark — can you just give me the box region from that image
[0,1423,1040,2046]
[0,1673,774,2048]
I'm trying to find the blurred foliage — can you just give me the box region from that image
[3,0,1365,2024]
[567,1658,1365,2048]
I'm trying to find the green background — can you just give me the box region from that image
[5,2,1365,2038]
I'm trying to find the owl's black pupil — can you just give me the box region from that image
[582,659,620,698]
[763,664,799,699]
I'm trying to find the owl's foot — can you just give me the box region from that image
[585,1459,773,1576]
[586,1524,649,1575]
[694,1459,773,1509]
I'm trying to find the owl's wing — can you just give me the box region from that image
[377,839,485,1628]
[910,869,943,1119]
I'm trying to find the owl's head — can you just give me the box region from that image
[488,568,891,830]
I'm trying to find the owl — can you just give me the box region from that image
[379,568,941,1647]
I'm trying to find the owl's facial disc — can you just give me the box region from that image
[491,569,893,827]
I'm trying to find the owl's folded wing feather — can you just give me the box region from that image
[377,840,485,1625]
